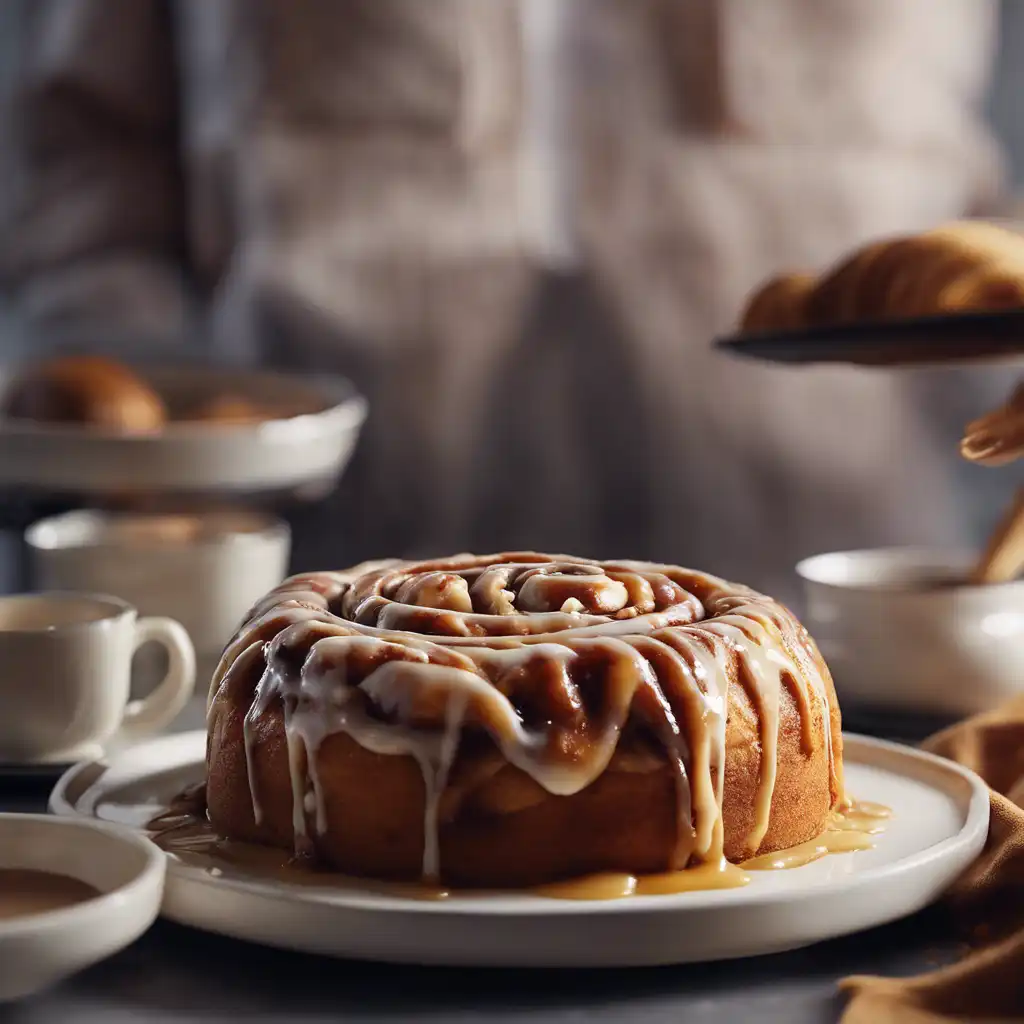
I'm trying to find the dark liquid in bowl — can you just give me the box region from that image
[0,869,100,919]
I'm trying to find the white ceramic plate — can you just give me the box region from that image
[0,365,366,496]
[49,732,989,967]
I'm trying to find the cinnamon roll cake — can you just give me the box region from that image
[205,553,845,888]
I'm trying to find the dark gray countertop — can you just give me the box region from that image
[0,698,962,1024]
[0,908,962,1024]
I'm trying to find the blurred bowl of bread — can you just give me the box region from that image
[0,355,366,496]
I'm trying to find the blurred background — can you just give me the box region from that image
[1,0,1024,616]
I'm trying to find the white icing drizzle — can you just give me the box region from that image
[208,552,841,880]
[422,689,468,879]
[285,725,307,843]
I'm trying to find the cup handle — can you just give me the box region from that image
[118,617,196,743]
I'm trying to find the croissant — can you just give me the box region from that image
[739,273,817,333]
[935,259,1024,315]
[806,240,888,327]
[871,222,1024,320]
[738,221,1024,334]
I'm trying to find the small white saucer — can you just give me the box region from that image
[50,732,989,967]
[0,813,165,1001]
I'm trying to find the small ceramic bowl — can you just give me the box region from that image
[0,814,165,1002]
[797,547,1024,718]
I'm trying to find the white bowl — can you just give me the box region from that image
[797,547,1024,718]
[0,364,366,496]
[0,814,165,1002]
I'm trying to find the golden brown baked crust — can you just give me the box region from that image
[740,273,816,334]
[206,553,844,888]
[739,220,1024,335]
[2,355,167,433]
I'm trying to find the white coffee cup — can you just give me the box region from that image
[797,548,1024,718]
[0,592,195,763]
[26,510,290,684]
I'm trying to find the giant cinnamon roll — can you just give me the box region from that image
[205,553,844,888]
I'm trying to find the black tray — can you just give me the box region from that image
[715,308,1024,366]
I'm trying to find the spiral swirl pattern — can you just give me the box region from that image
[208,553,841,880]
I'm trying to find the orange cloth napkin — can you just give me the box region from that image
[840,696,1024,1022]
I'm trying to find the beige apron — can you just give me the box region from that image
[0,0,1011,601]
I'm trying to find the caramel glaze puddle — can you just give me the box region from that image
[742,800,892,872]
[533,861,750,901]
[147,787,889,901]
[0,869,101,919]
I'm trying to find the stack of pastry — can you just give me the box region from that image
[741,221,1024,334]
